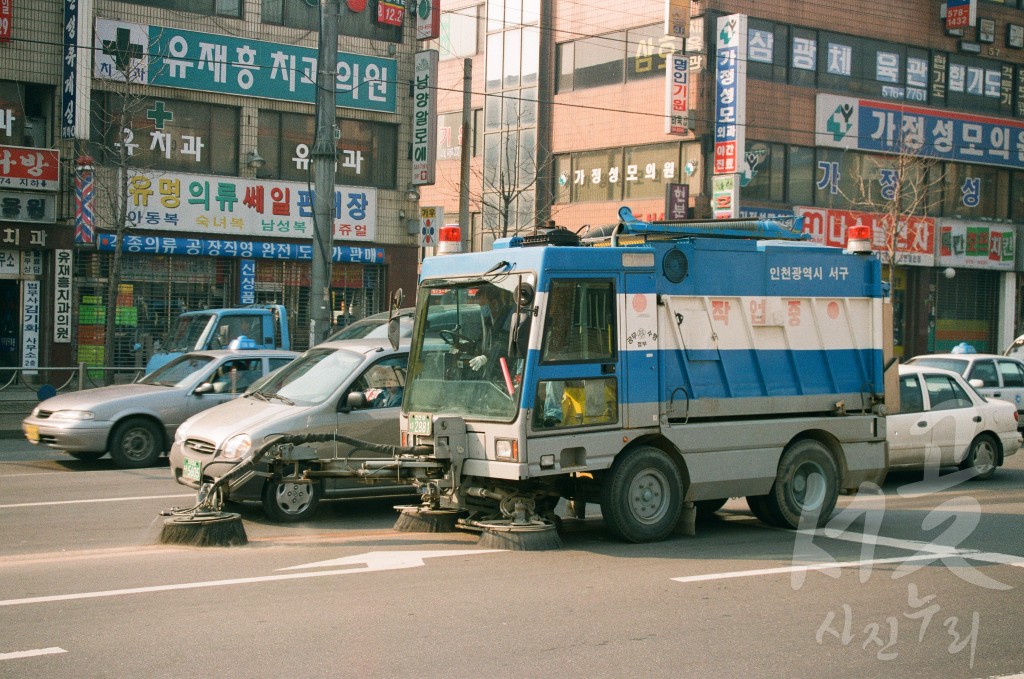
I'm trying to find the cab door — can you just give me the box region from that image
[530,277,620,433]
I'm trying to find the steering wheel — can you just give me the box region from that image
[439,328,472,351]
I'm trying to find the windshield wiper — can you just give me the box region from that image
[254,390,294,405]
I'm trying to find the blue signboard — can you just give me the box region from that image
[817,94,1024,171]
[98,234,385,264]
[94,19,397,114]
[239,258,256,305]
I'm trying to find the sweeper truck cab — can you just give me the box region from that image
[393,207,891,546]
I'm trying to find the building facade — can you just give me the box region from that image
[0,0,421,374]
[420,0,1024,358]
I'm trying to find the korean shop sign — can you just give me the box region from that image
[0,145,60,191]
[937,220,1015,270]
[797,206,935,266]
[122,171,377,242]
[713,14,747,175]
[816,93,1024,171]
[94,19,397,114]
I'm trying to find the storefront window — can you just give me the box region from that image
[257,112,396,189]
[89,95,239,176]
[941,163,1009,219]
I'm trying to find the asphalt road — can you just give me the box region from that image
[1,439,1023,679]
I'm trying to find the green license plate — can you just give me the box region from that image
[408,414,432,436]
[183,458,202,482]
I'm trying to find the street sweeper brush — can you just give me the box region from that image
[158,432,431,547]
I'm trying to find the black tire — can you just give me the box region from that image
[959,434,998,481]
[67,451,106,461]
[109,418,164,469]
[764,440,840,529]
[746,494,785,527]
[600,446,683,543]
[261,478,322,522]
[695,498,728,518]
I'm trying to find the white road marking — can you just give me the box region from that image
[0,550,503,608]
[0,494,193,509]
[0,647,67,661]
[672,552,945,584]
[279,549,501,571]
[673,521,1024,585]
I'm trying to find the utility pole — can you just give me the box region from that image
[459,58,472,252]
[309,0,340,347]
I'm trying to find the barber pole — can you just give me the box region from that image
[75,155,95,244]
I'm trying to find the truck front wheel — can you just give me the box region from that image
[763,440,839,529]
[600,446,683,543]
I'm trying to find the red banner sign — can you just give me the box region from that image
[0,145,61,186]
[798,207,935,266]
[0,0,11,43]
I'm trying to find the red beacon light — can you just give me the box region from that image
[845,224,872,254]
[437,225,462,254]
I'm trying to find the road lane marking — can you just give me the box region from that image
[0,550,503,608]
[0,494,193,509]
[0,647,67,660]
[672,552,946,584]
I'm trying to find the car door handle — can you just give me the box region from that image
[973,416,982,422]
[993,391,1002,397]
[916,421,927,428]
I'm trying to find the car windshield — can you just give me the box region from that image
[907,357,969,375]
[162,313,214,353]
[250,347,363,406]
[404,280,527,421]
[140,354,216,387]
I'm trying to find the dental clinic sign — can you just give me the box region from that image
[94,19,397,114]
[816,93,1024,171]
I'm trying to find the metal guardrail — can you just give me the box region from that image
[0,364,146,396]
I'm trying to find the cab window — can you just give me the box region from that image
[541,279,616,362]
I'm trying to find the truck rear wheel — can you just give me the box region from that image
[600,446,683,543]
[763,440,839,529]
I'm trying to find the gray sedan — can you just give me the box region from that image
[21,349,298,468]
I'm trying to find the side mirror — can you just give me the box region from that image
[194,382,214,395]
[342,391,367,412]
[968,378,985,389]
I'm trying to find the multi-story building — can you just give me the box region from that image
[0,0,420,373]
[421,0,1024,358]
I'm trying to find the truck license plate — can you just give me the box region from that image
[408,414,432,436]
[183,458,202,482]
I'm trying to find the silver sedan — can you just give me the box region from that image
[21,349,298,468]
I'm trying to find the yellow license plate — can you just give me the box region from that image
[23,424,39,443]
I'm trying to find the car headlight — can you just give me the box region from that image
[51,410,95,421]
[220,434,253,461]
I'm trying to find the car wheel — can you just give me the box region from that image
[695,498,728,518]
[763,440,839,529]
[959,434,998,481]
[109,418,163,469]
[600,446,683,543]
[261,478,322,522]
[67,451,106,461]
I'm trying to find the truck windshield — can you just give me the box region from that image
[163,313,214,353]
[405,280,528,421]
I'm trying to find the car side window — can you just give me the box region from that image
[924,374,971,410]
[350,355,408,409]
[211,359,261,394]
[967,360,998,387]
[998,360,1024,387]
[899,375,924,414]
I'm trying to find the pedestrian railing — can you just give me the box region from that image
[0,364,146,397]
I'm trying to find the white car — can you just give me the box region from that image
[905,352,1024,429]
[887,364,1021,480]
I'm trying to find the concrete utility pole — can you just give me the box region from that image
[309,0,340,347]
[459,58,472,252]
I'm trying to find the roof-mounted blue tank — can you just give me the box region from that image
[616,206,810,241]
